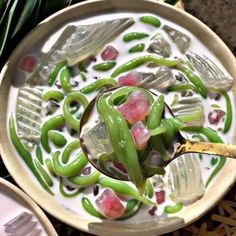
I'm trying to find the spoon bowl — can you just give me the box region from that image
[79,86,236,184]
[80,88,131,181]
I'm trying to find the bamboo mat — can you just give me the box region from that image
[1,1,236,235]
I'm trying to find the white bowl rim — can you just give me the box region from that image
[0,0,236,235]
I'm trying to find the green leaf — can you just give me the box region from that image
[31,0,43,25]
[0,0,19,56]
[0,0,13,28]
[0,0,7,16]
[12,0,38,37]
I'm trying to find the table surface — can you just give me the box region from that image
[1,1,236,235]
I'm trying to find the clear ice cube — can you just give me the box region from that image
[168,153,205,205]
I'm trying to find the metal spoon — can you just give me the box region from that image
[79,87,236,182]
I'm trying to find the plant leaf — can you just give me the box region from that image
[0,0,13,28]
[0,0,19,56]
[31,0,43,25]
[12,0,38,37]
[0,0,6,15]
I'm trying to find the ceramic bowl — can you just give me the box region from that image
[0,178,57,235]
[0,0,236,235]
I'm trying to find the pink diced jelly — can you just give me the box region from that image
[118,71,143,86]
[118,91,150,124]
[131,121,151,150]
[101,45,119,61]
[113,160,127,173]
[95,189,125,219]
[19,55,37,73]
[155,190,165,204]
[208,109,225,125]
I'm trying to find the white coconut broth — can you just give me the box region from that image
[7,12,235,223]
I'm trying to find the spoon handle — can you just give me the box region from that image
[176,140,236,159]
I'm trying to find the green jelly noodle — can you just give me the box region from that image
[52,151,88,177]
[111,55,180,77]
[60,66,72,93]
[34,159,53,187]
[220,90,232,134]
[63,92,88,130]
[118,200,142,220]
[93,61,116,71]
[128,43,145,53]
[80,78,117,94]
[59,178,84,198]
[45,159,56,177]
[164,203,183,214]
[140,16,161,27]
[176,64,208,98]
[40,114,65,153]
[123,32,149,42]
[9,115,54,195]
[35,146,43,165]
[48,61,66,86]
[98,177,154,206]
[48,130,67,147]
[82,197,106,219]
[42,90,64,101]
[68,170,100,187]
[62,140,81,164]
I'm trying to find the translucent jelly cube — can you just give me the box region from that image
[148,33,171,57]
[154,66,175,90]
[163,25,191,54]
[186,52,233,90]
[4,212,33,233]
[96,189,125,219]
[118,71,142,86]
[3,212,40,236]
[131,121,151,150]
[101,45,119,61]
[117,91,150,124]
[141,67,175,91]
[171,95,205,126]
[81,121,113,158]
[16,87,43,142]
[168,153,205,204]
